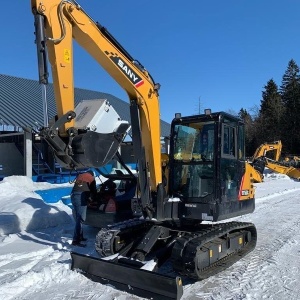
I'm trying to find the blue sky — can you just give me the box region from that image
[1,1,300,122]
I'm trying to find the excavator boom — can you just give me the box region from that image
[251,140,282,161]
[31,0,162,193]
[264,158,300,180]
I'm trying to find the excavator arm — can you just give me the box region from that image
[31,0,163,199]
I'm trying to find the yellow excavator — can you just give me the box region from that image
[247,140,282,183]
[250,140,300,181]
[31,1,258,299]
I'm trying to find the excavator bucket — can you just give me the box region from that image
[70,130,128,168]
[41,99,130,170]
[70,99,130,168]
[286,168,300,180]
[71,252,183,300]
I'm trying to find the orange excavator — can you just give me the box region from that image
[31,1,258,299]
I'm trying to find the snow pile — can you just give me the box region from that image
[0,176,72,235]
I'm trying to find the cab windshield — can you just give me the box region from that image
[171,121,215,199]
[173,122,214,162]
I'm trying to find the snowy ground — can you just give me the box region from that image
[0,171,300,300]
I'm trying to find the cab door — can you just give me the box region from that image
[220,123,239,202]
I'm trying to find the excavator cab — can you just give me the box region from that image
[169,111,255,222]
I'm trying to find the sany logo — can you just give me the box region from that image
[109,55,144,87]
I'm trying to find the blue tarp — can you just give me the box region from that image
[35,187,72,204]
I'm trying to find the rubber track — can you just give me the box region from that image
[172,221,257,280]
[95,218,151,256]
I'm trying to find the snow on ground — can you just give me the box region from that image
[0,171,300,300]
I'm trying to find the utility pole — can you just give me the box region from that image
[195,96,202,115]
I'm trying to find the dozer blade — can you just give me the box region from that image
[71,252,183,300]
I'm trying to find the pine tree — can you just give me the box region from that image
[258,79,283,142]
[280,59,300,153]
[238,108,256,156]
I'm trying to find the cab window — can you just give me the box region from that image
[222,125,236,158]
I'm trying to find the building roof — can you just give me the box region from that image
[0,74,170,137]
